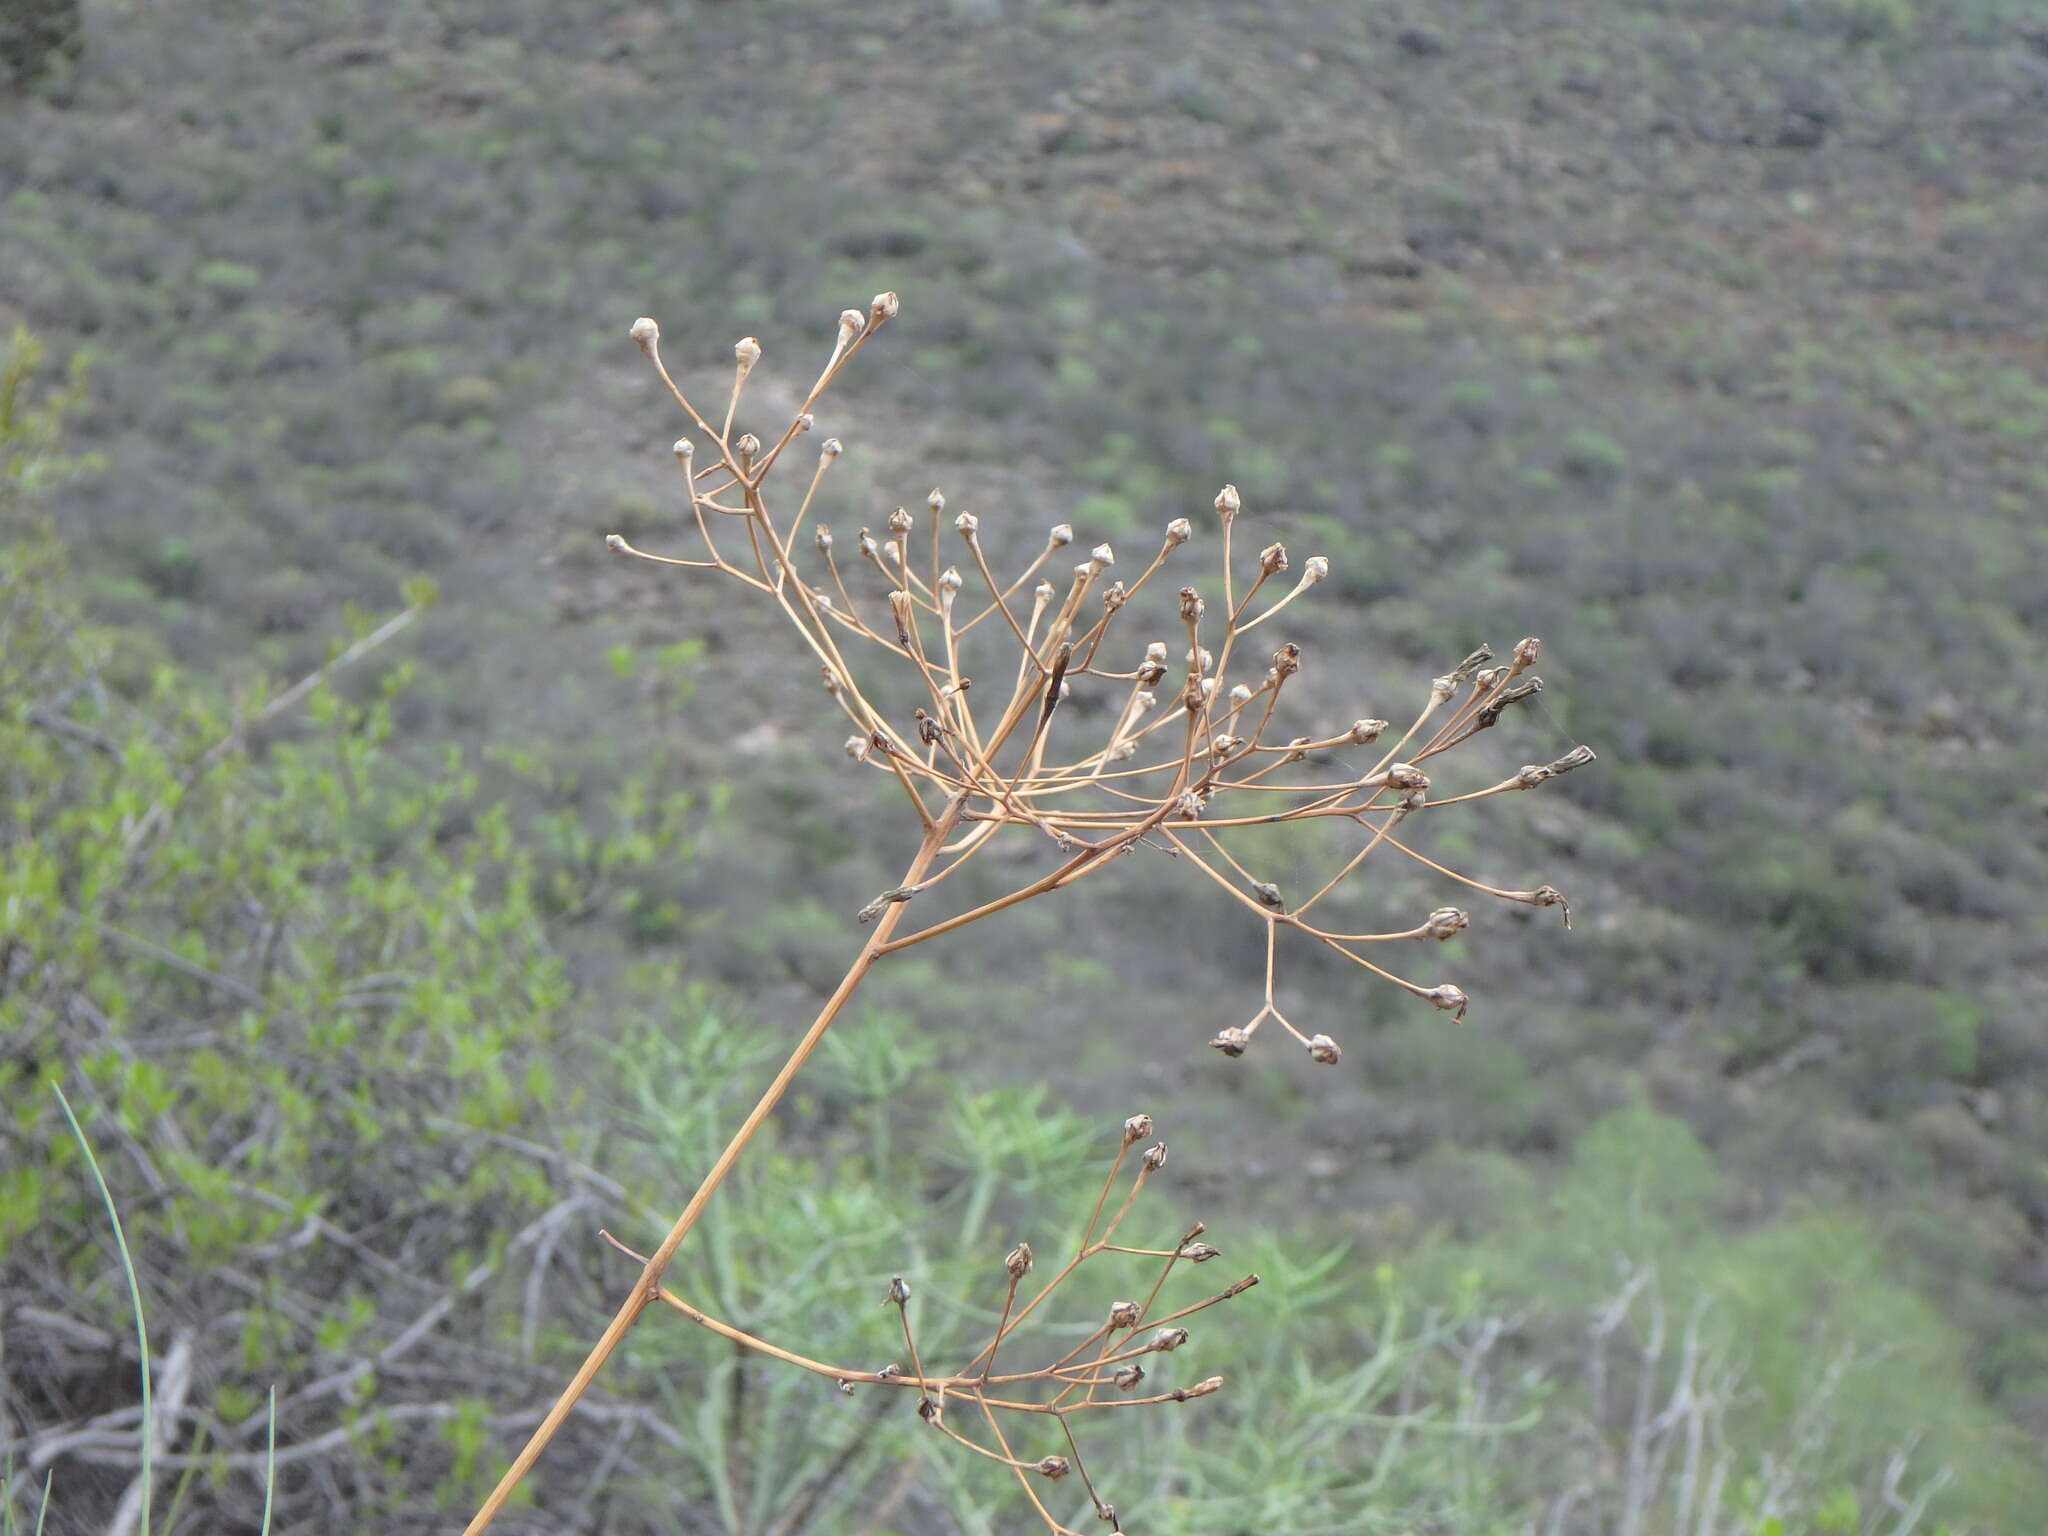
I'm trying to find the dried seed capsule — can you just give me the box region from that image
[1108,1300,1142,1329]
[1424,907,1469,940]
[1102,581,1128,612]
[734,336,762,370]
[1178,587,1205,623]
[1513,636,1542,667]
[1035,1457,1070,1480]
[1141,1142,1168,1171]
[1251,881,1283,908]
[917,1396,940,1422]
[1165,516,1193,546]
[858,530,880,559]
[794,413,814,434]
[1131,690,1157,715]
[1114,1363,1146,1391]
[870,291,900,320]
[1144,641,1168,664]
[672,438,693,459]
[1228,683,1253,706]
[1006,1242,1033,1279]
[1034,580,1056,603]
[1383,763,1429,791]
[843,735,866,759]
[1049,523,1074,547]
[927,487,945,514]
[884,1276,911,1306]
[954,510,978,534]
[1210,1027,1249,1058]
[837,308,866,341]
[1122,1113,1154,1145]
[1284,735,1311,763]
[1349,718,1388,744]
[1303,554,1329,583]
[1307,1034,1341,1065]
[630,316,660,349]
[821,437,844,458]
[605,533,627,552]
[815,525,834,552]
[1214,484,1241,517]
[1090,542,1115,569]
[937,566,963,596]
[1180,1242,1221,1263]
[1259,542,1288,575]
[887,506,914,535]
[735,432,761,459]
[1423,983,1470,1021]
[1151,1326,1190,1352]
[1272,642,1301,680]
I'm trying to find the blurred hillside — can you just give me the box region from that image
[4,0,2046,1531]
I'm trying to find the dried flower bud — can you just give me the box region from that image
[1123,1113,1154,1145]
[734,336,762,371]
[1141,1142,1168,1171]
[815,525,834,552]
[926,488,944,515]
[1090,542,1115,569]
[1175,1376,1225,1401]
[1165,516,1193,546]
[1034,580,1055,603]
[1423,907,1469,941]
[836,1378,856,1396]
[1035,1456,1071,1481]
[1214,484,1241,517]
[870,291,900,320]
[1178,587,1205,623]
[1114,1363,1146,1391]
[1251,881,1284,909]
[1513,636,1542,667]
[1284,735,1311,763]
[1187,646,1213,672]
[1228,682,1253,707]
[1383,762,1428,791]
[887,506,914,536]
[629,316,660,350]
[821,663,841,694]
[1180,1242,1221,1263]
[1209,1027,1249,1058]
[671,438,693,459]
[1551,745,1597,774]
[1110,739,1138,761]
[1006,1242,1033,1278]
[821,437,844,458]
[1143,641,1168,665]
[1151,1326,1190,1353]
[1049,523,1074,547]
[938,566,964,596]
[1432,674,1459,702]
[884,1275,911,1306]
[1102,581,1128,613]
[1422,983,1470,1021]
[837,308,866,342]
[815,593,835,612]
[1272,642,1301,680]
[735,431,761,459]
[794,413,813,434]
[1131,689,1157,715]
[1108,1300,1142,1329]
[1473,666,1506,693]
[1350,718,1387,744]
[1307,1034,1342,1065]
[1303,554,1330,584]
[843,735,866,759]
[918,1396,941,1422]
[858,529,880,559]
[1259,542,1288,575]
[954,510,978,535]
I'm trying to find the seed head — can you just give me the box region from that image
[1108,1300,1142,1329]
[1349,718,1387,744]
[927,488,945,515]
[870,291,900,321]
[1114,1363,1146,1391]
[1228,682,1253,707]
[1141,1141,1169,1171]
[1090,542,1116,570]
[1006,1242,1033,1279]
[815,525,834,551]
[1272,642,1301,681]
[821,437,844,458]
[1423,907,1469,941]
[843,735,866,759]
[1283,736,1311,763]
[734,336,762,371]
[887,506,914,536]
[1049,522,1074,547]
[1214,484,1241,518]
[1103,580,1128,613]
[1151,1326,1190,1353]
[1251,881,1284,909]
[1180,1242,1221,1263]
[1303,554,1330,584]
[837,308,866,343]
[671,438,693,459]
[1034,580,1056,604]
[1178,587,1205,623]
[1423,983,1470,1021]
[1123,1113,1154,1145]
[1514,635,1542,667]
[793,413,813,434]
[1035,1457,1071,1481]
[1259,542,1288,576]
[735,431,761,460]
[938,566,964,596]
[1165,516,1193,546]
[629,316,660,350]
[954,510,978,535]
[1383,762,1429,791]
[1209,1027,1249,1058]
[1307,1034,1341,1065]
[883,1275,911,1307]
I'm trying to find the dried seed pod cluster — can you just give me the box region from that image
[611,295,1594,1069]
[606,1115,1252,1536]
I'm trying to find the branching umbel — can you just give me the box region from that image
[607,1114,1247,1535]
[462,295,1593,1532]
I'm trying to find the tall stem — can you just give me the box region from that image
[463,793,969,1533]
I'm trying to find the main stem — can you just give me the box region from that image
[462,793,969,1534]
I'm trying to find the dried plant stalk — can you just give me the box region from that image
[463,295,1593,1533]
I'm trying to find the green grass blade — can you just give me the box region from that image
[258,1386,277,1536]
[51,1083,152,1536]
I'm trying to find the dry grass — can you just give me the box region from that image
[464,293,1593,1533]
